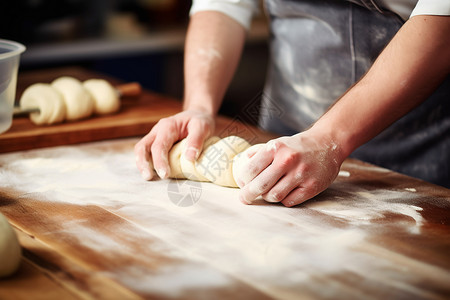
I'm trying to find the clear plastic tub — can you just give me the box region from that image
[0,39,26,134]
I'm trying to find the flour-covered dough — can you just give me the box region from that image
[51,76,94,121]
[19,83,66,125]
[0,212,21,277]
[168,136,251,187]
[83,79,120,115]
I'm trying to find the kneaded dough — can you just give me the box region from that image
[169,136,221,181]
[197,136,251,187]
[83,79,120,115]
[168,136,251,187]
[0,212,21,277]
[19,83,66,125]
[52,76,94,121]
[180,136,220,182]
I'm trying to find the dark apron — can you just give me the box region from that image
[259,0,450,188]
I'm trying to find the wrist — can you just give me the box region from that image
[183,95,219,116]
[306,121,355,164]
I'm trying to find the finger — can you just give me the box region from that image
[259,174,294,203]
[134,131,156,180]
[244,144,260,158]
[151,120,180,179]
[281,185,319,207]
[238,141,278,186]
[239,163,285,205]
[233,144,265,188]
[184,118,211,161]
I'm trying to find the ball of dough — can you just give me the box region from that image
[196,136,251,187]
[19,83,66,125]
[0,212,21,277]
[232,143,265,188]
[83,79,120,115]
[51,76,94,121]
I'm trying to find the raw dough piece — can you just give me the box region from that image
[19,83,66,125]
[180,136,220,182]
[168,136,251,187]
[83,79,120,115]
[197,136,251,187]
[52,76,94,121]
[169,136,220,180]
[0,212,21,277]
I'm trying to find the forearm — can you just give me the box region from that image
[183,11,247,115]
[311,15,450,159]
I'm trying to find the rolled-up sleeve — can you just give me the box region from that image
[410,0,450,18]
[190,0,259,30]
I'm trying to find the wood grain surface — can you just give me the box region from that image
[0,138,449,299]
[0,68,449,300]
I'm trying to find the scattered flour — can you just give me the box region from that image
[0,138,445,299]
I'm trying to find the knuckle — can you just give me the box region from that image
[150,142,163,155]
[260,180,269,191]
[248,182,263,196]
[158,117,176,131]
[266,140,282,153]
[158,117,170,125]
[279,151,299,167]
[308,178,322,191]
[134,143,147,156]
[268,191,283,202]
[247,162,260,176]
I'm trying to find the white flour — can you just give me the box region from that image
[0,138,447,299]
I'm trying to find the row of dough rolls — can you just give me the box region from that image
[20,76,120,125]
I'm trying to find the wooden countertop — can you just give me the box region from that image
[0,68,449,299]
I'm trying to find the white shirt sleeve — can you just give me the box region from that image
[410,0,450,18]
[190,0,259,30]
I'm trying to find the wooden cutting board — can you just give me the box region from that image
[0,67,183,153]
[0,67,275,153]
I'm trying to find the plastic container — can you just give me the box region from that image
[0,39,26,134]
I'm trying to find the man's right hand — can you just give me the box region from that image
[134,109,215,181]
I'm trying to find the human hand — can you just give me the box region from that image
[235,131,345,207]
[134,109,214,180]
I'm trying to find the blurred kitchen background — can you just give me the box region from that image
[0,0,269,125]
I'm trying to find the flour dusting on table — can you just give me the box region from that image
[1,138,447,299]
